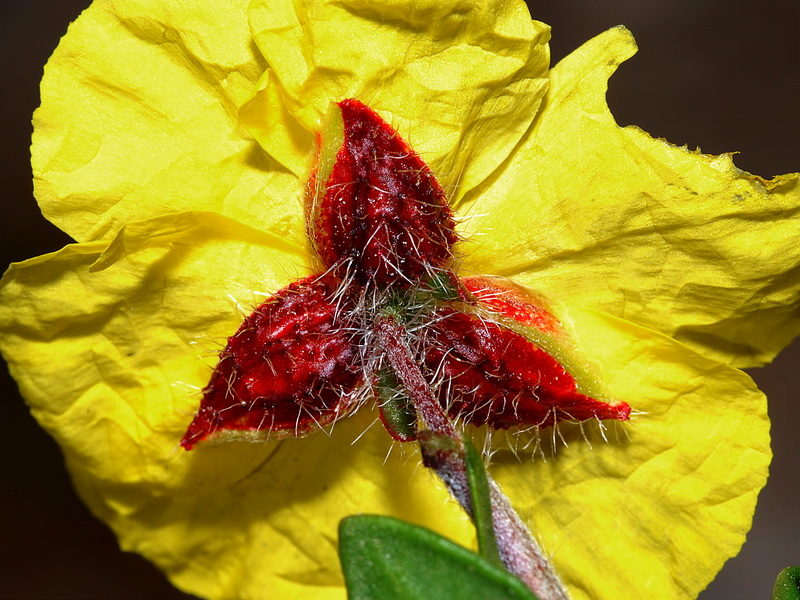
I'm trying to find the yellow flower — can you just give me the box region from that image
[2,1,797,599]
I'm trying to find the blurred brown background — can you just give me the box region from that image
[1,1,797,599]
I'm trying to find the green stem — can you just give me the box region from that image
[464,438,503,568]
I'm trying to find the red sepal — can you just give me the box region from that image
[423,308,631,429]
[181,275,363,449]
[310,99,457,288]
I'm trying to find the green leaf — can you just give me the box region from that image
[464,439,502,567]
[339,514,539,600]
[773,567,800,600]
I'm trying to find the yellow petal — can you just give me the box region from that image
[462,26,800,367]
[0,219,472,600]
[493,308,770,600]
[242,0,550,199]
[88,210,306,273]
[33,0,300,244]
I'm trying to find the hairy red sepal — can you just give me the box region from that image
[310,99,457,287]
[181,275,363,449]
[423,309,631,429]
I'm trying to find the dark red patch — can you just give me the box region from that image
[311,99,457,287]
[181,275,364,449]
[423,309,631,429]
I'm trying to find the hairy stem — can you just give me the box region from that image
[375,314,455,438]
[375,314,570,600]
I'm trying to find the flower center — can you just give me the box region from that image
[181,99,630,451]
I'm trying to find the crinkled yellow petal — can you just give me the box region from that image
[33,0,301,244]
[462,25,800,368]
[87,210,306,273]
[0,215,474,600]
[242,0,550,199]
[494,308,770,600]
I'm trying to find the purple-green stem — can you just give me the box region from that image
[376,314,570,600]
